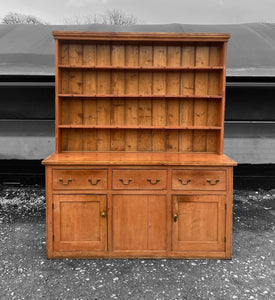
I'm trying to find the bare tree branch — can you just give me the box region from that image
[2,12,47,24]
[64,9,138,25]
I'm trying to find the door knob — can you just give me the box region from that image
[101,211,106,217]
[173,213,178,222]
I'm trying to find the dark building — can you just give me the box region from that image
[1,23,275,186]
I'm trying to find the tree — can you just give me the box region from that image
[2,12,46,25]
[101,9,137,25]
[64,9,138,25]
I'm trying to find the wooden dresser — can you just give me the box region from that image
[42,31,237,259]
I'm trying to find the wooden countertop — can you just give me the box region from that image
[42,152,237,166]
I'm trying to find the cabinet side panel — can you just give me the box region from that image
[218,42,228,154]
[46,166,53,258]
[207,45,221,152]
[226,167,233,258]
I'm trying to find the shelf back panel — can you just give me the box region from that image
[55,34,228,154]
[60,128,219,153]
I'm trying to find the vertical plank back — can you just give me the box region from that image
[125,45,139,151]
[152,45,167,151]
[67,43,83,151]
[138,45,153,151]
[111,45,125,151]
[97,44,111,151]
[193,45,209,152]
[180,45,195,152]
[166,45,181,152]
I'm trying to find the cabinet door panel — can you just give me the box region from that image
[172,195,225,252]
[112,195,167,251]
[53,195,107,252]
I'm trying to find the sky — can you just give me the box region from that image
[1,0,275,25]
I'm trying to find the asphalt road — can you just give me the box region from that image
[0,187,274,299]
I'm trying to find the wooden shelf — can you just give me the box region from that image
[43,152,237,166]
[58,65,224,71]
[58,94,223,99]
[58,125,222,130]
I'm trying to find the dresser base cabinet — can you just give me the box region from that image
[43,154,236,259]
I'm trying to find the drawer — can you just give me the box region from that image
[53,169,108,190]
[112,170,167,190]
[172,170,226,190]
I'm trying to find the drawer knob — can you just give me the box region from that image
[59,178,72,185]
[178,178,191,185]
[173,213,178,222]
[147,179,160,185]
[207,179,220,185]
[119,178,132,185]
[101,211,106,217]
[88,178,101,185]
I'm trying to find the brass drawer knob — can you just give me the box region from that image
[207,179,220,185]
[147,179,160,185]
[119,178,132,185]
[101,211,106,217]
[178,178,191,185]
[173,213,178,222]
[59,178,72,185]
[88,179,101,185]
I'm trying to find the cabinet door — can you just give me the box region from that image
[112,195,167,251]
[172,195,226,252]
[53,195,107,252]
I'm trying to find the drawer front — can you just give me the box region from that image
[172,170,226,190]
[112,170,167,190]
[53,169,108,190]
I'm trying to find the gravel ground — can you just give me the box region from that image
[0,186,274,300]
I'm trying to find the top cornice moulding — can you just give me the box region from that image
[52,31,230,42]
